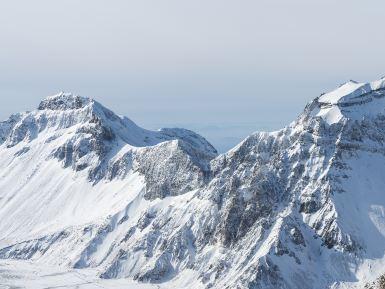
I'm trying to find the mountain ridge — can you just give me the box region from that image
[1,78,385,288]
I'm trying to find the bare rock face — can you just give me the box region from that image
[135,140,211,199]
[1,78,385,289]
[365,274,385,289]
[379,275,385,289]
[38,94,90,111]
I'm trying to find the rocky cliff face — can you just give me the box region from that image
[1,80,385,289]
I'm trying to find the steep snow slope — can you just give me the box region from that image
[1,79,385,289]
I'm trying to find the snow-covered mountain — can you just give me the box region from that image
[1,78,385,289]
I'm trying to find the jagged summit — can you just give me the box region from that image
[38,92,93,111]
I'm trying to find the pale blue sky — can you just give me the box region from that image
[1,0,385,151]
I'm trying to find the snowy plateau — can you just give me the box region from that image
[1,78,385,289]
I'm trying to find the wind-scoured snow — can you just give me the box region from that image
[1,81,385,288]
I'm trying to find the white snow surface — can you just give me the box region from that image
[0,259,157,289]
[314,77,385,124]
[1,84,385,289]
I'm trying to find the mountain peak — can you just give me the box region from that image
[38,92,93,111]
[310,77,385,124]
[1,92,218,161]
[318,78,385,105]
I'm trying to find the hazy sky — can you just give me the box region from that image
[1,0,385,151]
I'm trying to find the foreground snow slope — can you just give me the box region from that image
[0,259,159,289]
[1,79,385,288]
